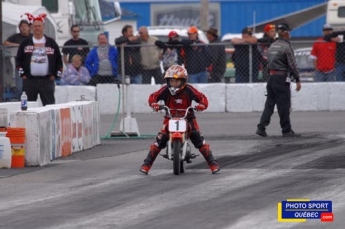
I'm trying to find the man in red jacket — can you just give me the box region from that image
[140,65,220,175]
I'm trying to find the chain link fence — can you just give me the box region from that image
[0,46,21,102]
[1,40,344,102]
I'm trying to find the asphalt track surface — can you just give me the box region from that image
[0,111,344,229]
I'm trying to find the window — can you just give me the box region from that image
[74,0,102,25]
[99,0,121,22]
[338,6,345,18]
[42,0,58,13]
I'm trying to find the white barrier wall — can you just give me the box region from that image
[0,102,40,126]
[3,83,343,116]
[96,84,125,115]
[37,86,96,106]
[10,107,52,166]
[328,83,345,110]
[10,101,100,166]
[3,82,345,117]
[193,84,226,112]
[96,83,345,114]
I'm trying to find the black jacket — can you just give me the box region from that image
[16,35,63,78]
[208,38,226,75]
[115,36,142,76]
[324,31,345,63]
[155,39,184,66]
[267,38,300,82]
[180,39,212,74]
[258,36,276,49]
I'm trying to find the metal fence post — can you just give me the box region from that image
[249,44,253,83]
[121,44,125,115]
[111,43,140,137]
[0,46,3,102]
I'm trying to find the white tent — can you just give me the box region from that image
[2,2,58,43]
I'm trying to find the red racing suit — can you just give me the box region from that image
[148,84,208,149]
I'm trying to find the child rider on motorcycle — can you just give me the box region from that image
[140,65,220,175]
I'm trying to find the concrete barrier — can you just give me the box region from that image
[94,83,345,114]
[193,84,226,112]
[9,101,100,166]
[96,84,121,115]
[0,108,8,126]
[329,83,345,111]
[10,107,52,166]
[3,82,345,119]
[37,86,96,106]
[0,102,40,126]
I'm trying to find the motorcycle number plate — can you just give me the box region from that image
[168,120,186,132]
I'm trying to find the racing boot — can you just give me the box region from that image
[199,144,220,174]
[140,144,161,175]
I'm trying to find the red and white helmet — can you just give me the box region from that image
[164,65,188,95]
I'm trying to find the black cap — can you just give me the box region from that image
[19,20,30,27]
[277,23,292,32]
[241,27,253,35]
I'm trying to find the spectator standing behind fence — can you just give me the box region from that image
[324,28,345,81]
[85,33,118,86]
[62,25,90,65]
[231,27,261,83]
[309,24,336,82]
[256,23,301,138]
[180,26,212,83]
[155,31,183,73]
[61,55,91,85]
[115,25,142,84]
[3,19,32,99]
[138,26,163,84]
[3,19,31,46]
[258,24,277,82]
[205,28,226,83]
[16,14,62,106]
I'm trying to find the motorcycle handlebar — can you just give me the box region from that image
[158,105,195,119]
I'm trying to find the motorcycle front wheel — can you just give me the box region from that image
[173,141,182,175]
[180,161,185,173]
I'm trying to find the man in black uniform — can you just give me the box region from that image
[256,23,302,137]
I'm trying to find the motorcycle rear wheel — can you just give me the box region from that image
[173,141,182,175]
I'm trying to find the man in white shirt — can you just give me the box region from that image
[16,14,63,106]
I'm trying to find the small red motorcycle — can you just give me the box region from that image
[158,105,198,175]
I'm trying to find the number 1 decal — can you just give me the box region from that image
[175,121,179,130]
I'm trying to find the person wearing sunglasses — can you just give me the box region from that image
[62,25,90,65]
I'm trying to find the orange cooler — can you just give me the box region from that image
[6,127,26,168]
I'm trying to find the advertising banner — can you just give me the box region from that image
[151,3,220,32]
